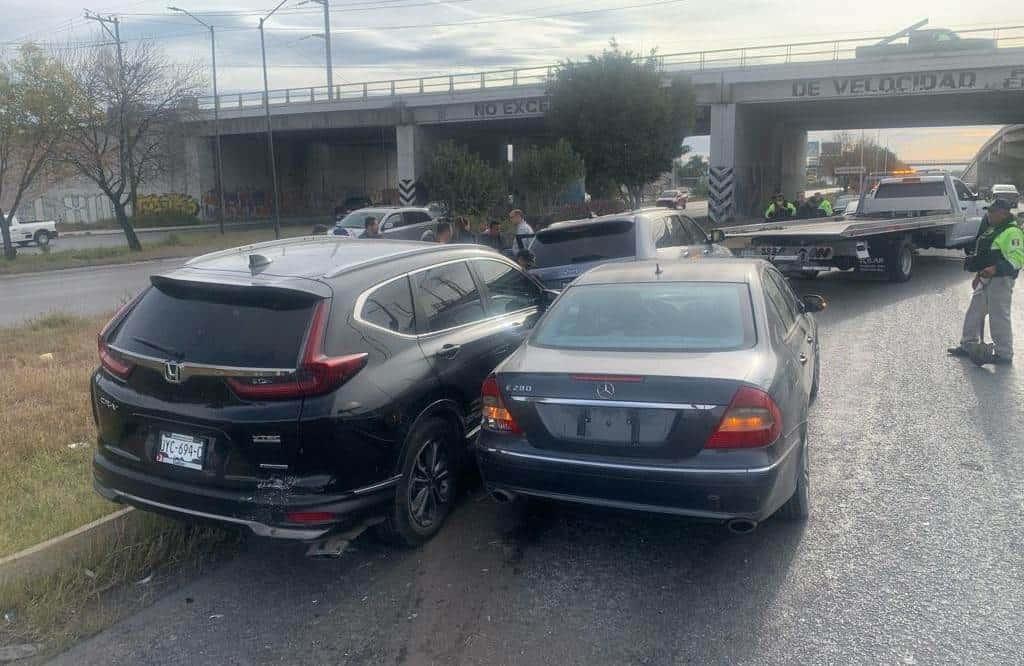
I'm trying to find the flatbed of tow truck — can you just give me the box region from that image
[721,172,986,283]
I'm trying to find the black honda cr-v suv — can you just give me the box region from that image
[92,237,550,545]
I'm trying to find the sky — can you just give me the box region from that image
[1,0,1018,160]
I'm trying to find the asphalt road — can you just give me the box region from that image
[0,259,185,326]
[50,250,1024,665]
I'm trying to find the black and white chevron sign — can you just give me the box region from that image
[398,178,416,206]
[708,166,735,225]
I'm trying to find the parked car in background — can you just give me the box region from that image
[5,214,57,248]
[477,259,826,533]
[856,28,996,58]
[333,207,436,239]
[991,184,1020,208]
[92,238,553,546]
[655,188,689,209]
[529,209,731,290]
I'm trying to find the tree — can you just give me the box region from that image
[0,45,73,260]
[820,132,908,188]
[675,154,708,180]
[546,43,695,208]
[62,40,203,250]
[421,141,507,220]
[510,140,585,215]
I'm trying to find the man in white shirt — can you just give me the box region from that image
[510,209,533,249]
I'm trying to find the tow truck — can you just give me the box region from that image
[722,171,987,282]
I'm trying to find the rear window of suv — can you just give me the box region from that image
[531,282,756,352]
[112,284,317,368]
[531,220,636,269]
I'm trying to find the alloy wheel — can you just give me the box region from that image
[407,439,451,530]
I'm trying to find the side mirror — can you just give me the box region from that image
[801,294,828,313]
[708,229,726,244]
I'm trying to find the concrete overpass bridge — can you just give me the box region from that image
[180,24,1024,221]
[962,125,1024,187]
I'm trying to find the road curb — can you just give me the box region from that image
[0,508,147,588]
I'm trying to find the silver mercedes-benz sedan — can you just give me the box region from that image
[476,258,826,533]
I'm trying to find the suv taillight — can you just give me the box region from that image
[227,300,367,400]
[97,293,145,380]
[482,375,521,434]
[705,386,782,449]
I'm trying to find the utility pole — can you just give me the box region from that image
[259,0,289,239]
[84,10,133,217]
[169,6,226,234]
[299,0,333,100]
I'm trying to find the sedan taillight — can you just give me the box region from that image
[705,386,782,449]
[227,300,367,400]
[482,375,521,434]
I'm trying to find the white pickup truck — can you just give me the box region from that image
[4,214,58,248]
[723,173,986,282]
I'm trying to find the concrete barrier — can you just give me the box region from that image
[0,508,146,588]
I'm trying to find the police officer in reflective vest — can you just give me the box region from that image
[948,198,1024,365]
[765,193,796,220]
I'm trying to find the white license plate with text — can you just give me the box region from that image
[156,432,205,471]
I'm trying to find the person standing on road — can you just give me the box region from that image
[360,216,382,239]
[765,193,796,220]
[948,199,1024,365]
[813,193,834,217]
[479,219,507,252]
[511,209,533,249]
[794,192,815,219]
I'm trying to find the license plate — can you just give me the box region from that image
[536,405,675,446]
[156,432,206,471]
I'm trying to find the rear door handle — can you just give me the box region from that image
[798,353,808,365]
[437,344,461,360]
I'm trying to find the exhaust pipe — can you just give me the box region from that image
[489,488,518,504]
[726,518,758,535]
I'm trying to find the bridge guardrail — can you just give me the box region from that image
[196,24,1024,112]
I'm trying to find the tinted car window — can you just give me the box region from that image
[339,210,386,231]
[360,277,416,334]
[414,262,486,332]
[651,217,674,248]
[383,213,404,229]
[763,271,798,332]
[532,282,755,352]
[475,259,542,314]
[677,215,707,244]
[531,220,636,268]
[113,285,316,367]
[403,211,432,225]
[874,181,946,198]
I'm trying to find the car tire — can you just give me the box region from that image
[885,241,913,282]
[777,438,809,521]
[376,417,457,547]
[34,231,50,247]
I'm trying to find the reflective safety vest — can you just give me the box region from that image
[969,217,1024,276]
[817,199,834,216]
[765,201,796,218]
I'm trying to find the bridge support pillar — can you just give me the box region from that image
[184,135,214,220]
[708,104,739,224]
[396,124,434,206]
[779,125,808,203]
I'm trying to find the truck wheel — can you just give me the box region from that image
[886,241,913,282]
[34,231,50,247]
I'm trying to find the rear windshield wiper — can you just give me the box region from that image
[132,336,180,358]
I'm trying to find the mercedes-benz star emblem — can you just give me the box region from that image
[596,382,615,399]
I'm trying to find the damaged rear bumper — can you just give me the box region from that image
[93,451,398,540]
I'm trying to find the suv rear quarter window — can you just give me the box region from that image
[360,277,416,334]
[474,259,542,314]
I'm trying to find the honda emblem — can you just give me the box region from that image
[164,360,182,384]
